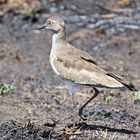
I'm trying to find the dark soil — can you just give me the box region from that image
[0,0,140,139]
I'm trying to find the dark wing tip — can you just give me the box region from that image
[106,73,138,91]
[127,83,138,91]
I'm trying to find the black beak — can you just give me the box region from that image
[37,25,46,30]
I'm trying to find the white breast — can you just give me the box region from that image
[51,61,60,76]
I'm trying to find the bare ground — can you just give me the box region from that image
[0,0,140,139]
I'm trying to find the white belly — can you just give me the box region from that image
[51,62,60,76]
[51,61,75,95]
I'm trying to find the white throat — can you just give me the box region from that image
[52,28,65,45]
[52,33,59,44]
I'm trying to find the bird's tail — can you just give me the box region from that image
[121,82,137,91]
[107,73,138,91]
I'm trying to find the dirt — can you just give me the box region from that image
[0,0,140,140]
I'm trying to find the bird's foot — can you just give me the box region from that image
[78,107,88,121]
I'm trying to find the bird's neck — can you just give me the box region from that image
[52,28,66,44]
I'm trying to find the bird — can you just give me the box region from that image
[38,16,137,120]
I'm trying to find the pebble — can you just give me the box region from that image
[49,7,57,13]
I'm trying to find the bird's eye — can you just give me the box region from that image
[48,21,52,25]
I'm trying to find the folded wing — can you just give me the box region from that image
[52,54,128,89]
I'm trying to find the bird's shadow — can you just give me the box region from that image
[72,122,138,134]
[76,106,139,135]
[82,123,137,134]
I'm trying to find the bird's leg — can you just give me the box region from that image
[79,88,99,120]
[72,93,77,109]
[65,82,78,124]
[70,93,78,127]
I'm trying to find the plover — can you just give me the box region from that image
[38,16,137,120]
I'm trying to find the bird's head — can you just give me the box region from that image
[38,16,65,33]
